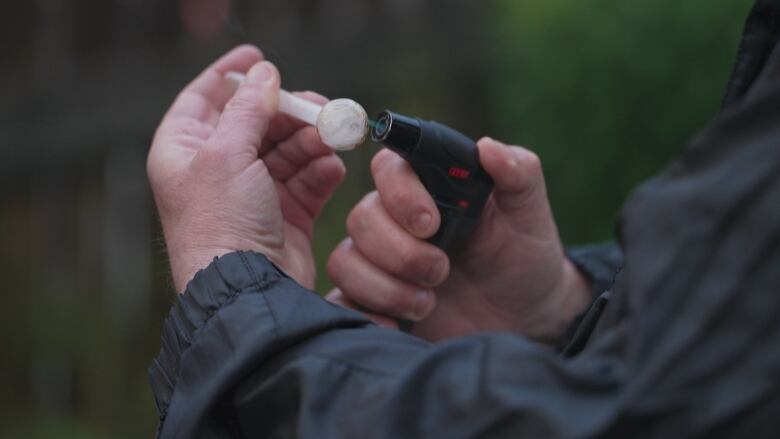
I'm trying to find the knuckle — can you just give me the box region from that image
[385,185,414,210]
[430,253,451,285]
[225,91,272,120]
[370,149,395,176]
[369,284,412,316]
[385,191,425,229]
[398,246,448,285]
[390,287,420,318]
[396,244,425,276]
[516,148,542,175]
[346,192,378,236]
[223,94,255,115]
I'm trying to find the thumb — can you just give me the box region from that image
[208,61,280,162]
[477,137,546,214]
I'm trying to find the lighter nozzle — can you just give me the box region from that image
[371,111,393,142]
[370,110,421,155]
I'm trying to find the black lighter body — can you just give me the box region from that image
[371,110,494,252]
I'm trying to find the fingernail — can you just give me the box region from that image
[424,259,447,285]
[412,212,432,235]
[411,290,433,320]
[248,61,274,84]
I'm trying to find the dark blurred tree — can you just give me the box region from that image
[489,0,754,243]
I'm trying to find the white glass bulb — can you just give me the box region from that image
[316,99,368,151]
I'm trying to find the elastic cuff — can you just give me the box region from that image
[566,243,623,298]
[148,251,284,420]
[559,291,611,358]
[556,243,623,354]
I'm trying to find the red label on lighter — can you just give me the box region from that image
[448,167,470,179]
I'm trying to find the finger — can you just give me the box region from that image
[264,91,329,145]
[165,45,264,125]
[263,126,333,181]
[371,149,440,239]
[273,152,345,239]
[477,137,545,214]
[207,61,280,160]
[326,289,400,329]
[285,154,346,218]
[347,191,449,287]
[327,238,436,321]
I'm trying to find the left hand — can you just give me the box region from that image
[327,140,591,342]
[147,45,345,292]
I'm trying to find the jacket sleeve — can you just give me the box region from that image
[556,243,623,354]
[566,243,623,298]
[149,251,622,439]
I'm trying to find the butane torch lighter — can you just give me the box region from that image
[370,110,494,252]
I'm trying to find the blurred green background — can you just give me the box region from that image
[0,0,754,436]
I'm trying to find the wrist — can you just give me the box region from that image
[169,247,235,293]
[166,233,283,293]
[520,256,593,343]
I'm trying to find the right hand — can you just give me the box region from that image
[327,137,592,343]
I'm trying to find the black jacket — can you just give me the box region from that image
[150,1,780,437]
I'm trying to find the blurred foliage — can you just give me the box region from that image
[489,0,753,243]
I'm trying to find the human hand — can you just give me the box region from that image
[148,45,345,292]
[327,138,591,342]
